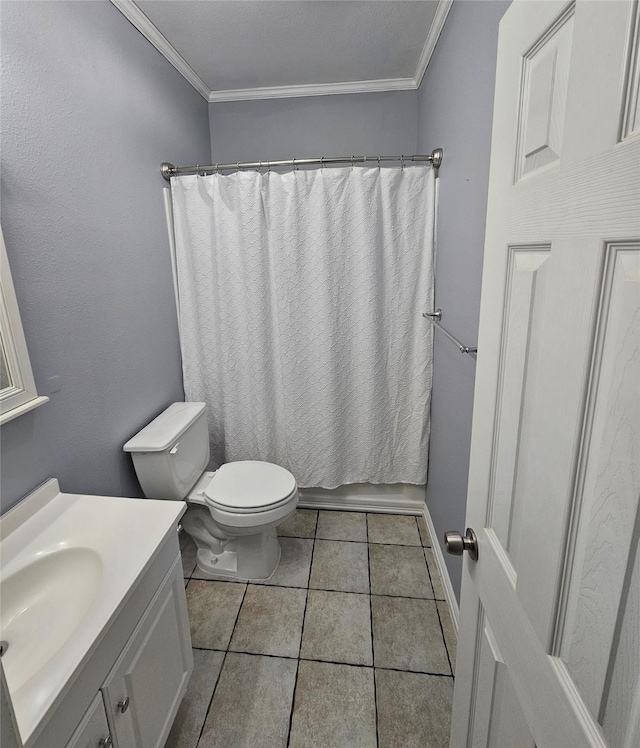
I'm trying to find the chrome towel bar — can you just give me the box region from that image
[422,311,477,356]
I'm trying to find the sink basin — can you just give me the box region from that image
[1,548,103,692]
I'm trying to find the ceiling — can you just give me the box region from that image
[111,0,452,102]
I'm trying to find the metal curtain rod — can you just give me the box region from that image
[160,148,443,181]
[423,310,478,356]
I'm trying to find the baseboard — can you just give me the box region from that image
[422,502,460,631]
[298,483,423,515]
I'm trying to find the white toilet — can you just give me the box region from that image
[123,402,298,581]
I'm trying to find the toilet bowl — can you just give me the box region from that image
[123,402,298,581]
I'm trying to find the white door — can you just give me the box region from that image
[451,1,640,746]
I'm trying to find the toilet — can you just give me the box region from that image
[123,402,298,581]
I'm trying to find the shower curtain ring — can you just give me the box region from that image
[377,155,381,170]
[321,156,325,169]
[351,155,355,168]
[215,163,219,173]
[196,164,201,176]
[401,155,405,171]
[293,158,297,171]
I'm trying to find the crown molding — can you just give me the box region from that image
[110,0,210,100]
[111,0,453,103]
[413,0,455,88]
[208,77,416,103]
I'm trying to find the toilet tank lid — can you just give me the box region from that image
[123,402,206,453]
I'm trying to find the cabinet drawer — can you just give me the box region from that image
[66,694,111,748]
[101,557,193,748]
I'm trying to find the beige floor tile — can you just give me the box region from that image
[367,513,422,546]
[229,585,307,658]
[179,533,198,578]
[437,600,457,674]
[376,669,453,748]
[165,649,224,748]
[198,653,297,748]
[300,590,372,666]
[316,510,367,542]
[417,515,433,547]
[253,537,314,588]
[372,596,450,674]
[186,580,245,650]
[289,660,376,748]
[425,547,446,599]
[309,539,369,593]
[278,509,318,538]
[369,544,433,599]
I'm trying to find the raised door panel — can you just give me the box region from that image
[470,614,536,748]
[103,558,193,748]
[66,694,110,748]
[556,242,640,746]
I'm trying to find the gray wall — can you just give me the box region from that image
[418,0,510,600]
[209,91,417,162]
[0,1,210,511]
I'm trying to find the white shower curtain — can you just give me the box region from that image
[170,165,434,489]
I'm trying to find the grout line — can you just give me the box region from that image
[422,545,453,677]
[286,511,318,746]
[226,583,249,654]
[190,645,454,678]
[434,600,455,678]
[195,649,227,747]
[280,534,426,548]
[366,514,380,748]
[193,581,250,744]
[189,575,444,601]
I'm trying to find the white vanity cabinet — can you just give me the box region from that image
[101,560,192,748]
[1,482,191,748]
[60,556,192,748]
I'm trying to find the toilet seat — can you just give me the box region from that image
[204,460,297,514]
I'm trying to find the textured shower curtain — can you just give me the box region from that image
[170,165,434,488]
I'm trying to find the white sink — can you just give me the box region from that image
[1,547,103,692]
[0,479,185,744]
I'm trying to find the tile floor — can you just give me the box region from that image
[170,510,456,748]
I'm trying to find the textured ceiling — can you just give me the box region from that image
[134,1,440,93]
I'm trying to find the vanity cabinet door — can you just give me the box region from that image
[102,557,193,748]
[66,694,111,748]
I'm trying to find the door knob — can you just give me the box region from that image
[118,696,130,713]
[444,528,478,561]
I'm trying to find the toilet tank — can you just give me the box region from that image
[123,402,210,500]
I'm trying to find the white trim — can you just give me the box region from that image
[110,0,453,102]
[422,501,459,631]
[109,0,210,101]
[0,227,49,424]
[413,0,454,88]
[207,77,416,103]
[0,395,49,426]
[298,484,424,515]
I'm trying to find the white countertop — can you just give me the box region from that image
[0,479,185,743]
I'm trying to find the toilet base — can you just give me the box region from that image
[194,530,281,581]
[181,504,283,581]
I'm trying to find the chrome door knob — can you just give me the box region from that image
[444,528,478,561]
[118,696,130,713]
